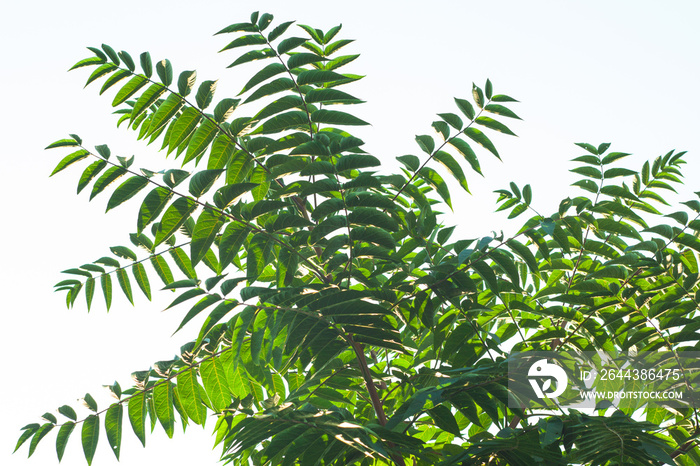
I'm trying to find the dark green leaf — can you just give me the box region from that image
[81,415,99,466]
[154,197,198,246]
[105,404,123,459]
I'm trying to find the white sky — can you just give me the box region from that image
[2,1,699,464]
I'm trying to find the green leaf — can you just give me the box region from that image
[439,112,463,130]
[112,75,148,106]
[130,83,167,124]
[154,197,198,246]
[50,150,90,176]
[147,93,184,137]
[239,63,286,95]
[28,423,54,458]
[68,56,105,71]
[153,382,175,438]
[484,104,521,119]
[191,208,225,266]
[213,183,258,209]
[200,357,230,412]
[137,187,174,233]
[58,405,77,421]
[101,274,112,310]
[297,69,347,86]
[419,167,452,208]
[491,94,518,102]
[133,262,151,300]
[89,166,127,200]
[128,392,147,447]
[257,111,308,134]
[215,22,257,35]
[434,150,469,192]
[169,247,198,279]
[176,369,207,426]
[310,109,369,126]
[77,161,107,194]
[277,37,308,54]
[454,97,475,120]
[55,422,75,461]
[195,80,218,109]
[105,404,123,459]
[189,169,224,197]
[247,233,275,280]
[168,107,203,153]
[106,176,149,212]
[156,59,173,86]
[81,415,99,466]
[287,52,325,69]
[243,77,295,104]
[305,88,362,104]
[149,255,174,286]
[197,299,238,345]
[475,116,516,136]
[429,405,461,436]
[84,63,118,87]
[448,138,481,175]
[116,268,134,304]
[214,98,239,123]
[139,52,153,77]
[268,20,294,42]
[220,223,251,268]
[465,127,500,159]
[184,119,219,164]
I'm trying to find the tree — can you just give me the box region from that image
[14,10,700,465]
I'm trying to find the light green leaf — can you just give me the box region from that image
[112,75,148,106]
[147,93,184,137]
[127,392,147,447]
[116,268,133,304]
[168,107,203,154]
[153,382,175,438]
[169,247,198,279]
[50,150,90,176]
[101,274,112,310]
[200,357,231,412]
[130,83,167,124]
[132,262,151,300]
[106,176,149,212]
[176,369,207,426]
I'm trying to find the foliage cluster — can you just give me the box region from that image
[15,11,700,466]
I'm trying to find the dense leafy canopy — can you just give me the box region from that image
[17,11,700,466]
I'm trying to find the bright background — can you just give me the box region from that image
[2,1,699,464]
